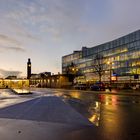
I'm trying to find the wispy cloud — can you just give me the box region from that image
[2,46,25,52]
[0,0,139,74]
[0,0,140,46]
[0,68,22,78]
[0,34,26,52]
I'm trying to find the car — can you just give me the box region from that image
[73,84,87,90]
[90,82,105,91]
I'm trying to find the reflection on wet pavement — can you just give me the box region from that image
[1,88,140,139]
[88,101,100,126]
[56,90,140,129]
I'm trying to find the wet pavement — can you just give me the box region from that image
[0,88,140,139]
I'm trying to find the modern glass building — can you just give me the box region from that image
[62,30,140,85]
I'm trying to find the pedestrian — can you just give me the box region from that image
[136,84,139,90]
[108,84,112,92]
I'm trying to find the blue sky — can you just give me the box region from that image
[0,0,140,77]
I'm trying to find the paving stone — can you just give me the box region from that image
[0,96,92,126]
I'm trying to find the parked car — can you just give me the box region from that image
[74,84,87,90]
[90,82,105,91]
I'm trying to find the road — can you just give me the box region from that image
[0,88,140,140]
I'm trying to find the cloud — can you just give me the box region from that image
[0,69,22,78]
[2,46,25,52]
[0,1,40,50]
[0,0,139,75]
[0,0,140,46]
[0,34,26,52]
[2,0,87,42]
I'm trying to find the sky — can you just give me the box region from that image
[0,0,140,78]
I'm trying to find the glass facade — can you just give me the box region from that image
[62,30,140,83]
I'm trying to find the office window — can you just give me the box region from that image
[124,35,129,44]
[116,39,119,46]
[136,31,139,40]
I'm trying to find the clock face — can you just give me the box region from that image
[28,64,31,67]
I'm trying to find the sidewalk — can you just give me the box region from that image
[48,88,140,96]
[0,96,95,140]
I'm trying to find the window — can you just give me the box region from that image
[136,31,139,40]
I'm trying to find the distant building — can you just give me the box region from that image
[39,72,51,77]
[62,30,140,85]
[0,79,29,89]
[27,58,31,79]
[30,72,51,79]
[5,76,17,79]
[30,73,70,88]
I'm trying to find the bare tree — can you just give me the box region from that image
[66,62,74,75]
[93,54,104,82]
[66,62,81,84]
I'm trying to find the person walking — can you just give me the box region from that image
[136,84,139,90]
[107,84,112,91]
[108,84,112,91]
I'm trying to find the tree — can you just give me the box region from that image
[66,62,78,75]
[93,54,104,82]
[66,62,80,84]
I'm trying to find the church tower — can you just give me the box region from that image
[27,58,31,79]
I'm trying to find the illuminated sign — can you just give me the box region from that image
[111,76,117,81]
